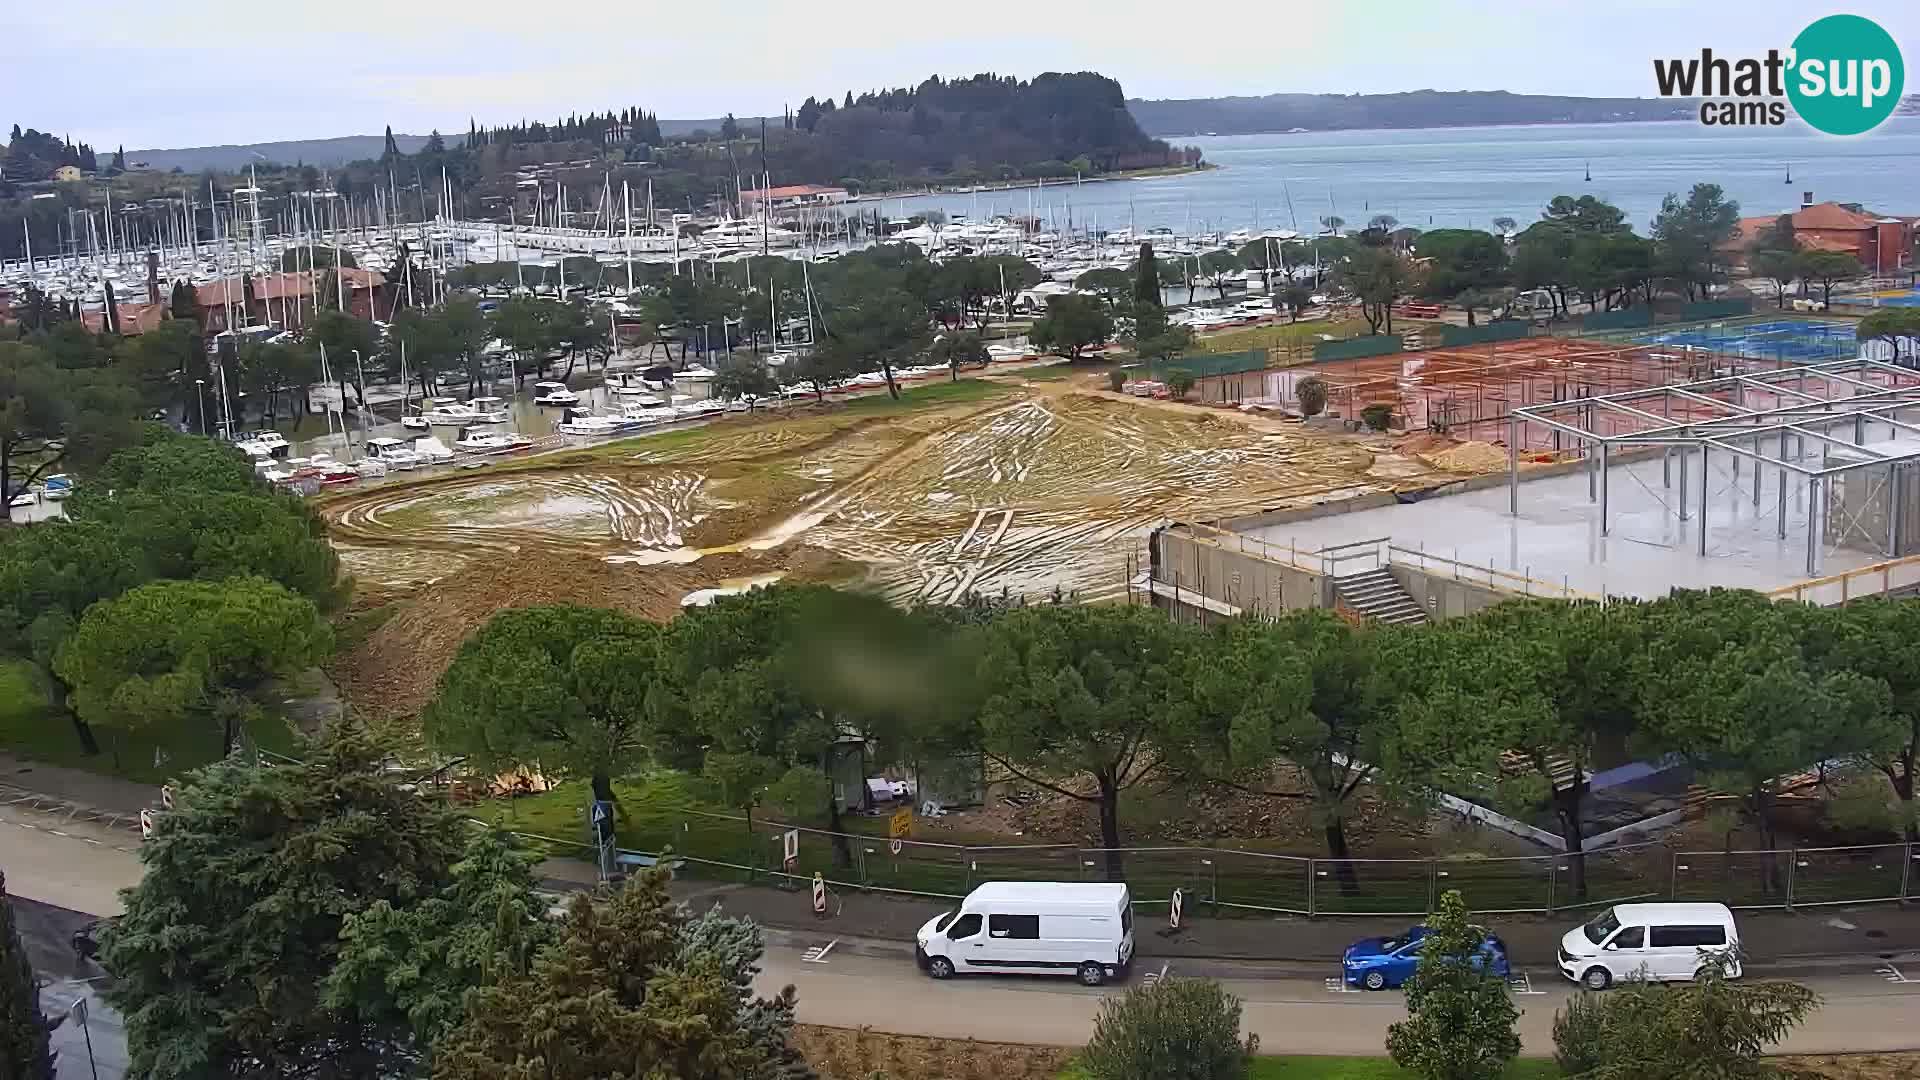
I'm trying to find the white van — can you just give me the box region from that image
[1557,902,1741,990]
[915,881,1134,986]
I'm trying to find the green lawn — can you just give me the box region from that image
[840,376,1014,413]
[0,657,304,786]
[1061,1058,1559,1079]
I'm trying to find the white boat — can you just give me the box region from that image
[556,415,628,437]
[401,415,430,431]
[354,458,388,479]
[425,400,509,426]
[606,371,662,395]
[676,363,718,382]
[453,431,534,455]
[364,436,420,470]
[532,381,580,406]
[409,436,455,463]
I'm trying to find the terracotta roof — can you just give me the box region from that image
[82,301,168,336]
[740,184,846,200]
[194,267,384,308]
[1790,202,1878,230]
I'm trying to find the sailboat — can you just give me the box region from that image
[399,342,429,430]
[1785,163,1793,184]
[1584,161,1591,182]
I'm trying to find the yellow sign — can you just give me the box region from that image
[888,808,913,838]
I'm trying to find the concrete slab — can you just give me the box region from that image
[1239,450,1885,600]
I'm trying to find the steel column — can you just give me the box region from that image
[1698,446,1710,556]
[1892,464,1904,558]
[1807,477,1822,576]
[1779,431,1790,539]
[1507,417,1518,516]
[1598,443,1610,536]
[1678,448,1690,521]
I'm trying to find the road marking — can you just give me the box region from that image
[1508,971,1546,995]
[802,939,838,964]
[1879,963,1914,984]
[1142,962,1169,987]
[1324,976,1363,993]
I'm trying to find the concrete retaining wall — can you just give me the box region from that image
[1150,526,1331,624]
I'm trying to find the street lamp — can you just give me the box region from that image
[195,379,208,436]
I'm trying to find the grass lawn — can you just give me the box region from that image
[1061,1059,1559,1079]
[0,657,304,786]
[840,376,1014,413]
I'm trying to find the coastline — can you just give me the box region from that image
[844,162,1218,204]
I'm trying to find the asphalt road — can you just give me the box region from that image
[11,799,1920,1059]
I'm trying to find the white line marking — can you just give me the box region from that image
[1324,976,1362,993]
[1880,963,1913,984]
[802,939,838,964]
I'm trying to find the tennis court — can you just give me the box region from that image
[1623,317,1861,363]
[1861,287,1920,308]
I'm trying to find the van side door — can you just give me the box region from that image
[987,913,1043,971]
[1650,924,1730,980]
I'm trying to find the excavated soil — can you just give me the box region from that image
[320,387,1454,721]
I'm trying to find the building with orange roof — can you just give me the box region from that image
[739,184,848,212]
[192,267,386,333]
[1725,194,1913,274]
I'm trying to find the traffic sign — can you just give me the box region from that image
[812,873,826,915]
[138,809,154,840]
[888,808,912,838]
[889,837,903,856]
[159,785,174,811]
[782,828,799,862]
[1170,887,1184,930]
[592,802,609,824]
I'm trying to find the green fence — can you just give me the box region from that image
[1581,308,1654,332]
[1313,334,1404,361]
[1129,348,1268,381]
[1438,321,1531,347]
[1681,298,1755,321]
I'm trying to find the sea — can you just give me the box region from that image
[858,117,1920,235]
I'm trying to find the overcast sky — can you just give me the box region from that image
[5,0,1915,150]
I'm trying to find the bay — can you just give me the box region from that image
[858,117,1920,236]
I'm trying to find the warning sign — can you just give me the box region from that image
[888,808,913,838]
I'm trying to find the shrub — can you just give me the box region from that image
[1551,956,1817,1079]
[1361,402,1394,431]
[1296,376,1329,417]
[1107,369,1127,392]
[1080,977,1255,1080]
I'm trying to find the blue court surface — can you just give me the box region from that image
[1864,288,1920,308]
[1627,318,1860,362]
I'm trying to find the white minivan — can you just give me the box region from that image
[915,881,1134,986]
[1557,902,1742,990]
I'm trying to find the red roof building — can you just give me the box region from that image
[739,184,849,211]
[1728,200,1914,274]
[193,267,386,333]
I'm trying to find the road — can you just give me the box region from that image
[10,799,1920,1058]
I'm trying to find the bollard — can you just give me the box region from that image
[1170,887,1184,930]
[812,873,826,916]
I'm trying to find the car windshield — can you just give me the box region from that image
[1583,909,1621,945]
[933,911,956,933]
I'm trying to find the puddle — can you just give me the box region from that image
[680,572,788,607]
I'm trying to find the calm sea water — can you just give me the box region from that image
[863,117,1920,235]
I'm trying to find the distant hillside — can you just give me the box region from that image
[124,134,440,172]
[1125,90,1698,135]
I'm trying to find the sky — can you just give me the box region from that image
[4,0,1917,150]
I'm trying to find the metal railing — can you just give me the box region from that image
[1766,553,1920,606]
[543,805,1920,917]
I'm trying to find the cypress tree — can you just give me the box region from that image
[1133,241,1166,339]
[0,870,55,1080]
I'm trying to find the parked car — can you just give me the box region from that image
[1557,902,1740,990]
[915,881,1133,986]
[1342,924,1510,990]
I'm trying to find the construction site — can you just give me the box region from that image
[1148,315,1920,625]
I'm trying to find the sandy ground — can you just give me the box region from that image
[318,381,1458,720]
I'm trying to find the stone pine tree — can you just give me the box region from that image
[0,870,55,1080]
[1385,890,1520,1080]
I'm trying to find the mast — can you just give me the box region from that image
[623,180,634,293]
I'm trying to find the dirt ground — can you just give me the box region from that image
[794,1025,1070,1080]
[319,381,1454,722]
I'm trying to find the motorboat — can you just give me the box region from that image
[605,371,661,395]
[401,413,430,431]
[676,363,718,382]
[556,414,629,437]
[452,430,534,455]
[424,399,508,426]
[354,458,388,479]
[408,436,455,463]
[364,437,420,470]
[532,381,580,406]
[234,430,289,456]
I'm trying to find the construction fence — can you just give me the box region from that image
[539,806,1920,918]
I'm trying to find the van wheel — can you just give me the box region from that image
[927,956,954,980]
[1363,970,1387,991]
[1078,962,1107,987]
[1582,967,1612,991]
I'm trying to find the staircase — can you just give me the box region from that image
[1332,568,1429,626]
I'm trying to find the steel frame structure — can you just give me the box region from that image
[1507,356,1920,576]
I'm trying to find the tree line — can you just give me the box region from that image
[417,582,1920,901]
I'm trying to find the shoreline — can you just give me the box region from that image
[845,163,1218,204]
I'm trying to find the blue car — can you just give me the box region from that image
[1342,925,1509,990]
